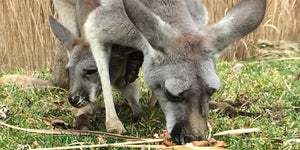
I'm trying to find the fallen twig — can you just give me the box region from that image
[214,128,260,136]
[24,143,228,150]
[0,121,231,149]
[0,121,139,140]
[31,139,165,150]
[30,142,228,150]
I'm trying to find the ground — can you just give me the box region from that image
[0,57,299,149]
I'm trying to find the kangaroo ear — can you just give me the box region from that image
[203,0,266,57]
[48,15,76,50]
[122,0,179,51]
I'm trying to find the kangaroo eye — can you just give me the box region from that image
[65,67,70,76]
[84,69,98,75]
[165,89,185,102]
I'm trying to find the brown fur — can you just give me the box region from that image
[71,38,90,53]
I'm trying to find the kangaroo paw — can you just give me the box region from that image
[132,111,147,123]
[106,118,126,134]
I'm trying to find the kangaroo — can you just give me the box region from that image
[50,0,266,144]
[65,39,145,125]
[51,0,145,130]
[50,0,101,130]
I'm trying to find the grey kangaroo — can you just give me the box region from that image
[51,0,145,130]
[64,39,145,123]
[51,0,102,130]
[50,0,266,144]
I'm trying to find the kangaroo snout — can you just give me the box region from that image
[170,120,209,144]
[68,95,89,108]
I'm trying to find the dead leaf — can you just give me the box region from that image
[42,119,52,126]
[213,141,227,147]
[43,118,71,129]
[31,140,40,148]
[97,136,107,144]
[158,129,171,140]
[53,101,65,106]
[153,133,159,139]
[189,138,218,147]
[191,141,209,147]
[157,129,177,146]
[51,119,71,129]
[209,138,217,144]
[164,140,177,146]
[0,104,9,118]
[155,130,226,148]
[231,63,244,73]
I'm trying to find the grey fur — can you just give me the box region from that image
[49,16,145,125]
[54,0,266,144]
[66,42,145,121]
[50,0,145,132]
[49,16,76,49]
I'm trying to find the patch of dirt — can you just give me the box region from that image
[0,75,49,87]
[254,40,300,60]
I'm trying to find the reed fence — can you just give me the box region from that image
[0,0,299,70]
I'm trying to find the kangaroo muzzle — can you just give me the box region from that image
[68,95,90,108]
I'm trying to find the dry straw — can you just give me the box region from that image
[0,0,57,70]
[0,0,299,70]
[203,0,299,60]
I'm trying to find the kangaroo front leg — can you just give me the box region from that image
[89,41,125,134]
[116,80,146,122]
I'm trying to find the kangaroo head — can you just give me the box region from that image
[48,16,101,108]
[66,39,102,108]
[123,0,266,144]
[48,16,142,108]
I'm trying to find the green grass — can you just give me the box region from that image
[0,58,299,149]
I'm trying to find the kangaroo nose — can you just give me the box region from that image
[68,96,81,107]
